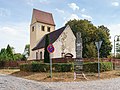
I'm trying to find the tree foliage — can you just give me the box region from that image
[23,44,30,58]
[65,19,112,58]
[44,34,50,63]
[0,44,27,61]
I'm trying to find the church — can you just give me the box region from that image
[28,9,76,60]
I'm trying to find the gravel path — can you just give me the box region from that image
[0,74,120,90]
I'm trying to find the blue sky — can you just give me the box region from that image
[0,0,120,53]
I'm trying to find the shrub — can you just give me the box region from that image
[83,62,113,73]
[20,62,74,72]
[20,63,31,71]
[52,63,74,72]
[100,62,113,71]
[20,62,112,73]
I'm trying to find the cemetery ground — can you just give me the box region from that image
[0,69,120,82]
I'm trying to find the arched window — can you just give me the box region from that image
[41,25,45,31]
[32,26,34,32]
[36,52,38,60]
[40,52,42,59]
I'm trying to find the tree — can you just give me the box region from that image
[65,19,112,58]
[6,44,14,61]
[0,44,26,61]
[14,53,24,61]
[23,44,30,58]
[44,34,50,63]
[0,48,7,61]
[85,43,97,58]
[97,26,112,58]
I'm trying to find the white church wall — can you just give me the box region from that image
[52,25,76,58]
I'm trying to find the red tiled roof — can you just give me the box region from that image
[33,9,55,26]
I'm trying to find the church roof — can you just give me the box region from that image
[32,26,66,51]
[33,9,55,26]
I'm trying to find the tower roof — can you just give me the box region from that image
[32,9,55,26]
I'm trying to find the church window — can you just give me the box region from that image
[47,27,50,32]
[36,52,38,60]
[41,25,45,31]
[32,26,34,32]
[40,52,42,59]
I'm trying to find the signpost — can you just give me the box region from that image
[47,44,54,78]
[95,41,102,79]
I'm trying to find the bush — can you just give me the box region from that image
[52,63,74,72]
[83,62,113,73]
[20,62,112,73]
[20,62,74,72]
[20,63,31,71]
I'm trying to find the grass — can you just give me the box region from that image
[0,69,120,82]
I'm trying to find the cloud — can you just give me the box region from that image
[111,2,119,6]
[81,8,86,13]
[69,14,80,20]
[55,8,64,14]
[26,0,34,6]
[63,14,80,25]
[39,0,50,4]
[81,14,92,20]
[68,3,79,11]
[0,23,29,53]
[0,8,11,17]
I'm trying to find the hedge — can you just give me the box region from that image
[83,62,113,72]
[20,62,74,72]
[20,62,113,73]
[52,63,74,72]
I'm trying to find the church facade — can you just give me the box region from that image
[28,9,76,60]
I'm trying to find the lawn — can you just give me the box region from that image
[0,69,120,82]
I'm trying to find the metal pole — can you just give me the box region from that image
[98,49,100,79]
[50,54,52,78]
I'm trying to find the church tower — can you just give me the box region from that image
[28,9,55,60]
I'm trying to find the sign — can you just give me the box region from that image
[95,41,103,79]
[47,44,54,53]
[47,44,54,78]
[95,41,102,51]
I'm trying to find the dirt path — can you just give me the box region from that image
[0,74,120,90]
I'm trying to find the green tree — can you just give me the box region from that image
[65,19,112,58]
[14,53,23,61]
[0,48,7,61]
[23,44,30,58]
[85,43,97,58]
[97,26,112,58]
[6,44,14,61]
[44,34,50,63]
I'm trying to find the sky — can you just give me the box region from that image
[0,0,120,53]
